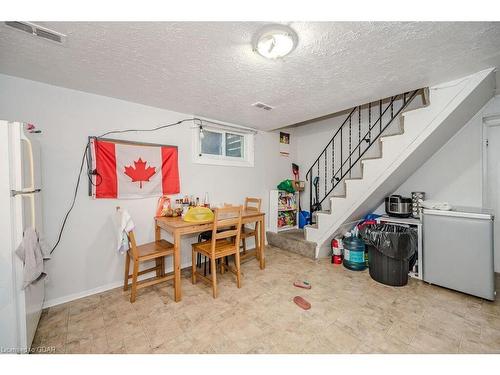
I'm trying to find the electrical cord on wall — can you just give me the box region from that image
[50,143,90,254]
[50,117,201,255]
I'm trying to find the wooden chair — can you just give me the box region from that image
[191,206,243,298]
[123,228,174,303]
[241,197,262,255]
[195,203,237,276]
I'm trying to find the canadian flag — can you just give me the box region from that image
[90,139,180,199]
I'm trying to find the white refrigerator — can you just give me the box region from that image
[0,121,45,353]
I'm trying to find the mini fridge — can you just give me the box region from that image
[422,206,495,300]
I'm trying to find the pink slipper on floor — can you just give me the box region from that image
[293,296,311,310]
[293,280,311,289]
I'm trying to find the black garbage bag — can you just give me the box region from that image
[359,224,418,286]
[359,224,417,260]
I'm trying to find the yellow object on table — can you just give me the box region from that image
[183,207,214,222]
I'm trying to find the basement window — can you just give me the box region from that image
[193,122,255,167]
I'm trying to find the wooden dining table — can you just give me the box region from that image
[155,210,266,302]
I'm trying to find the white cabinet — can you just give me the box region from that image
[269,190,299,233]
[422,208,495,300]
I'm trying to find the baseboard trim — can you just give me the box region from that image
[43,280,124,308]
[43,260,193,308]
[42,243,268,309]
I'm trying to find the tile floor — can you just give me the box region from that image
[32,246,500,354]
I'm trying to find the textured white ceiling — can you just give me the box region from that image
[1,22,500,130]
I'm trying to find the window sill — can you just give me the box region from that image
[193,155,254,168]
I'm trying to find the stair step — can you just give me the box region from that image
[361,154,382,161]
[266,229,316,259]
[304,223,318,229]
[332,193,346,198]
[315,210,331,215]
[381,116,403,136]
[380,131,404,140]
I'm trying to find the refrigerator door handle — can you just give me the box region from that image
[20,130,36,191]
[10,189,41,197]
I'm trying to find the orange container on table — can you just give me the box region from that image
[155,196,171,217]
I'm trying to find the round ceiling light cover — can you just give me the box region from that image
[252,24,298,60]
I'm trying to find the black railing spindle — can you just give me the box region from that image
[379,100,382,133]
[309,173,312,214]
[332,138,335,184]
[340,128,343,179]
[324,153,327,196]
[368,102,371,143]
[348,114,352,178]
[358,106,361,158]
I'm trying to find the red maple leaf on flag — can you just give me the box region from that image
[124,158,156,189]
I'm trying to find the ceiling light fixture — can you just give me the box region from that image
[252,24,298,60]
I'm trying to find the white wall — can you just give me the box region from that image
[0,74,296,306]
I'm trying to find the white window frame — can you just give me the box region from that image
[192,122,255,167]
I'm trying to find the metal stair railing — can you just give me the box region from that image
[305,89,422,214]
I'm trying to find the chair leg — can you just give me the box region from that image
[211,257,218,298]
[155,258,162,278]
[123,252,130,291]
[235,251,242,289]
[242,238,247,254]
[204,256,208,276]
[130,260,139,303]
[192,249,197,284]
[220,257,225,274]
[254,232,260,260]
[196,234,202,269]
[160,256,165,277]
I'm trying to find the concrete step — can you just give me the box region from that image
[266,229,316,259]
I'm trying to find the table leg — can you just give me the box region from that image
[259,217,265,269]
[174,231,182,302]
[155,224,164,276]
[254,221,260,261]
[155,224,161,242]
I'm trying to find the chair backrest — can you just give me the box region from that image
[210,206,243,253]
[127,230,139,259]
[244,197,261,212]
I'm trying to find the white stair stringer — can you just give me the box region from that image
[305,68,496,258]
